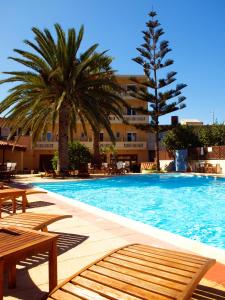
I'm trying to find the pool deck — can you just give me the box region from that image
[3,173,225,299]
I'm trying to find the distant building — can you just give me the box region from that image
[180,119,203,126]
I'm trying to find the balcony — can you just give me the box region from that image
[34,141,58,150]
[83,141,147,150]
[109,115,149,124]
[75,114,149,124]
[33,141,147,150]
[115,141,147,150]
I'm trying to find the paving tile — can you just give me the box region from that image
[204,262,225,285]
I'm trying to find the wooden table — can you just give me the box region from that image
[0,188,27,217]
[48,243,216,300]
[0,226,58,299]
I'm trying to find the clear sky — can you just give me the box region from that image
[1,0,225,125]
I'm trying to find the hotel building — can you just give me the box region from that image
[0,75,150,172]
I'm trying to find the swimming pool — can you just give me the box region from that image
[34,174,225,249]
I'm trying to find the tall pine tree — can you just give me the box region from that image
[131,11,187,171]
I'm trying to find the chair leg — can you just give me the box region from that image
[0,261,3,300]
[8,265,16,289]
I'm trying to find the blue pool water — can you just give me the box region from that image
[34,174,225,249]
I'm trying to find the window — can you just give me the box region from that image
[116,132,120,141]
[127,132,137,142]
[127,107,136,115]
[99,132,104,141]
[80,132,87,140]
[46,132,52,142]
[1,127,10,138]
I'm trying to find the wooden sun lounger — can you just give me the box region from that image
[47,243,216,300]
[0,188,72,231]
[22,189,48,206]
[0,212,72,232]
[0,187,48,209]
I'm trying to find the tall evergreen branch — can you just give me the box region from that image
[131,10,187,171]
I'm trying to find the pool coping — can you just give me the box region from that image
[33,183,225,264]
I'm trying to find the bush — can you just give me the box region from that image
[51,141,92,170]
[163,125,199,151]
[69,141,92,170]
[51,152,58,170]
[198,124,225,146]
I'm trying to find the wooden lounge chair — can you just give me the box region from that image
[0,212,72,231]
[0,189,72,231]
[0,187,48,207]
[47,243,216,300]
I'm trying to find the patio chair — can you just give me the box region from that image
[0,164,12,181]
[47,243,216,300]
[6,162,17,177]
[41,168,57,178]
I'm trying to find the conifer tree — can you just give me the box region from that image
[131,11,187,171]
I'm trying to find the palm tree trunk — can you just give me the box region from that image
[93,130,102,169]
[57,101,70,173]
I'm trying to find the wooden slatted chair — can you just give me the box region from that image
[1,188,50,209]
[0,212,72,232]
[0,189,72,232]
[47,243,216,300]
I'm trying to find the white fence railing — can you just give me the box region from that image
[33,141,147,150]
[34,142,58,150]
[84,141,147,150]
[108,115,149,124]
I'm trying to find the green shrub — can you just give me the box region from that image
[51,141,92,170]
[69,141,92,169]
[163,125,199,150]
[51,152,58,170]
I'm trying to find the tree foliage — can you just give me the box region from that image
[68,141,92,170]
[0,24,126,172]
[163,125,199,151]
[198,124,225,146]
[130,11,186,170]
[52,141,92,170]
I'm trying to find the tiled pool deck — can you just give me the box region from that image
[3,174,225,299]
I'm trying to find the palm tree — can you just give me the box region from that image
[0,24,127,173]
[69,53,128,169]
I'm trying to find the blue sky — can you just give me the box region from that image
[1,0,225,124]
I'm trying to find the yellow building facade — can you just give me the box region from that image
[0,75,150,172]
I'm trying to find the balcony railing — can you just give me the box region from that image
[75,114,148,124]
[33,141,147,150]
[34,141,58,150]
[109,115,149,124]
[84,141,147,150]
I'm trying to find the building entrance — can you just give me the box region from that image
[39,154,54,171]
